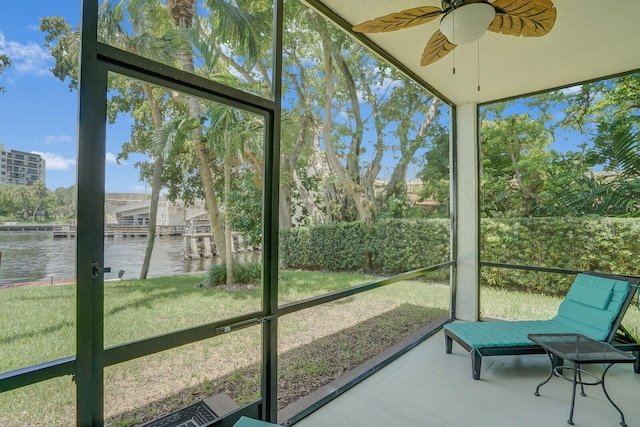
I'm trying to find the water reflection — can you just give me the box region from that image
[0,232,259,285]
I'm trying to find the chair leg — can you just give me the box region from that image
[471,349,482,380]
[445,333,453,354]
[633,351,639,374]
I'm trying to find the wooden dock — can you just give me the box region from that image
[183,232,217,259]
[110,225,184,237]
[53,225,115,238]
[52,225,184,238]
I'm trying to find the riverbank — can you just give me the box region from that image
[0,278,75,289]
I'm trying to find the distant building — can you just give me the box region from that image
[104,193,208,227]
[0,143,46,186]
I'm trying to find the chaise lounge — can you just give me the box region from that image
[444,271,640,379]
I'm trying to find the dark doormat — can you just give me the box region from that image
[138,393,239,427]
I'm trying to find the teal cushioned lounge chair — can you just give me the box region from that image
[443,271,639,379]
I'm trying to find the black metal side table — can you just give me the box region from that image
[528,333,636,426]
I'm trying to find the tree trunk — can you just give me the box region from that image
[278,174,293,229]
[140,155,164,279]
[282,59,327,225]
[357,64,385,202]
[140,82,165,279]
[383,97,440,201]
[224,131,235,285]
[320,38,372,225]
[168,0,228,264]
[289,125,327,225]
[332,46,362,183]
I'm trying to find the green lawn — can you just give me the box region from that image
[1,271,638,426]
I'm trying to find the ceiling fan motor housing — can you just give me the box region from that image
[440,1,496,44]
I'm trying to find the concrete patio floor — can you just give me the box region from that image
[294,328,640,427]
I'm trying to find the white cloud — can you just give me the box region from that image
[45,134,74,144]
[0,31,51,77]
[105,152,118,164]
[32,151,76,171]
[105,152,127,165]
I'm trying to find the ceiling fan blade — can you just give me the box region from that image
[353,6,443,33]
[488,0,557,37]
[421,30,457,66]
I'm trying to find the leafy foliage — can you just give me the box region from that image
[371,219,450,274]
[0,183,64,220]
[478,75,640,219]
[280,222,369,270]
[481,217,640,294]
[280,219,450,275]
[282,217,640,295]
[204,261,261,286]
[0,54,10,92]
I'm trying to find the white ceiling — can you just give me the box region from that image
[313,0,640,105]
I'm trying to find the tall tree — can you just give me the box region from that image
[209,2,448,227]
[167,0,218,250]
[308,13,444,224]
[319,29,372,225]
[204,102,263,283]
[44,1,262,280]
[43,0,183,279]
[98,0,184,279]
[480,109,557,217]
[30,181,47,222]
[166,0,259,276]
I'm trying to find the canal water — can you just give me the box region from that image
[0,231,249,286]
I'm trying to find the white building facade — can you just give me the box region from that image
[0,144,46,186]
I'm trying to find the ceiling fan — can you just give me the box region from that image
[353,0,557,66]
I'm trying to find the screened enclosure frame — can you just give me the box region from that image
[0,1,459,426]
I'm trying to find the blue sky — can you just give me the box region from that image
[0,1,148,193]
[0,1,441,193]
[1,2,590,194]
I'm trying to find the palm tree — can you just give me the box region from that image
[591,117,640,216]
[166,0,258,272]
[31,180,47,222]
[204,102,263,284]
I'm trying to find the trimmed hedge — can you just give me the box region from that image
[481,217,640,294]
[280,219,450,274]
[280,222,369,270]
[371,219,450,274]
[281,217,640,296]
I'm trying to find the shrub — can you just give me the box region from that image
[281,217,640,295]
[280,219,449,275]
[280,222,368,270]
[480,217,640,294]
[205,261,262,286]
[371,219,450,274]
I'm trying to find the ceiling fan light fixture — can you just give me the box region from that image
[440,3,496,45]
